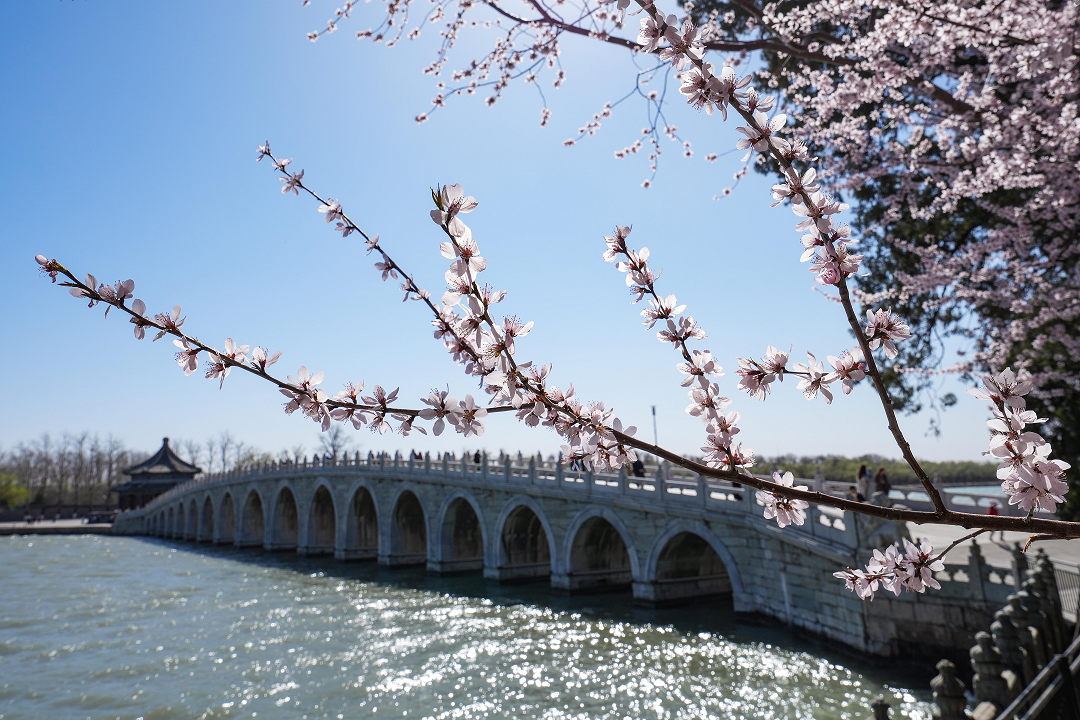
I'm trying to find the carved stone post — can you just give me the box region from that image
[1035,555,1067,651]
[970,631,1009,710]
[1026,571,1062,654]
[1016,588,1051,667]
[991,608,1025,697]
[967,541,988,603]
[1003,595,1040,683]
[931,659,967,720]
[1012,543,1029,588]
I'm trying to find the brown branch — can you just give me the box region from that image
[836,278,947,514]
[49,263,519,422]
[612,429,1080,538]
[932,528,988,563]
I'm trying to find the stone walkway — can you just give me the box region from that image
[0,519,113,536]
[908,522,1080,570]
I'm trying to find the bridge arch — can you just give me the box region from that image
[560,506,639,593]
[240,489,266,547]
[270,483,300,551]
[187,498,198,540]
[433,490,487,573]
[218,492,236,544]
[166,508,174,538]
[199,495,214,542]
[343,482,379,560]
[386,487,428,566]
[305,481,337,556]
[176,502,186,540]
[640,520,741,606]
[490,496,555,583]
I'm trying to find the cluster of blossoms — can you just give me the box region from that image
[756,471,809,528]
[602,225,751,475]
[971,369,1072,515]
[834,539,945,601]
[424,184,640,469]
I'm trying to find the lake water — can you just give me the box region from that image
[0,535,934,719]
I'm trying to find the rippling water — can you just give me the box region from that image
[0,535,933,719]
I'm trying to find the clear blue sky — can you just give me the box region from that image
[0,0,993,464]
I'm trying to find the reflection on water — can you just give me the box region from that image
[0,536,933,719]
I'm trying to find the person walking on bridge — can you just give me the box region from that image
[856,464,870,500]
[873,467,890,496]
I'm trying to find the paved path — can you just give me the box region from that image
[907,522,1080,570]
[0,520,113,536]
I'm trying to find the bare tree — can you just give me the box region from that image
[318,426,353,463]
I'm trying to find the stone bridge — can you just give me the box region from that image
[113,451,1021,658]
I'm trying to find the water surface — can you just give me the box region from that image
[0,535,933,719]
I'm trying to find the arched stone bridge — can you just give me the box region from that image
[113,451,1009,658]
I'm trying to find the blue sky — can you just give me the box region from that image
[0,0,993,464]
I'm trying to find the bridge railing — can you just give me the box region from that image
[122,450,870,551]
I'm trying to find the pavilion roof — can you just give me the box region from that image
[123,437,201,477]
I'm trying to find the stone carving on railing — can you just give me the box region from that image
[935,546,1076,719]
[991,607,1025,697]
[931,659,967,720]
[971,631,1009,710]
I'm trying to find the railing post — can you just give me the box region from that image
[528,456,536,484]
[481,452,488,480]
[697,475,706,507]
[503,455,511,482]
[1055,653,1080,716]
[619,465,627,496]
[425,452,431,472]
[555,454,564,485]
[585,466,593,494]
[968,541,988,603]
[442,452,449,476]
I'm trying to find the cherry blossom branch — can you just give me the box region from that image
[931,528,988,563]
[609,428,1080,537]
[35,256,518,436]
[836,278,947,514]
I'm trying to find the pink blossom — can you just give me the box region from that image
[419,388,462,435]
[431,183,478,226]
[129,299,149,340]
[250,346,283,372]
[453,394,487,437]
[173,338,200,376]
[825,347,866,394]
[152,305,184,342]
[793,352,834,403]
[676,349,723,388]
[756,471,809,528]
[864,309,912,359]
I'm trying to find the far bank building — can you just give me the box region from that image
[114,438,201,510]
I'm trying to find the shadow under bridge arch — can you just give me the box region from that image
[431,491,486,575]
[555,507,638,594]
[488,498,554,584]
[637,520,742,607]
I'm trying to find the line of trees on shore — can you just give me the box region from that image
[0,431,319,509]
[759,455,997,487]
[0,430,997,511]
